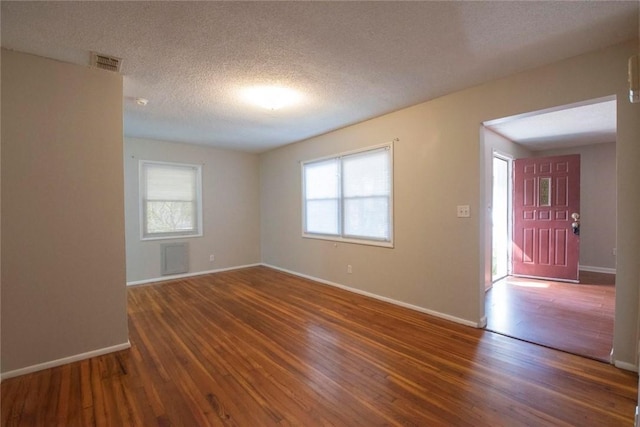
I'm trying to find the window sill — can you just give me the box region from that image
[302,233,394,248]
[141,233,203,242]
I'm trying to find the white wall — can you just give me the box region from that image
[480,128,532,293]
[483,128,533,160]
[260,40,640,368]
[1,50,129,375]
[537,142,616,271]
[124,138,261,283]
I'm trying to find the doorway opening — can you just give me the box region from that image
[492,154,510,283]
[480,96,617,362]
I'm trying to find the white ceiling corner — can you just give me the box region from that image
[485,99,618,151]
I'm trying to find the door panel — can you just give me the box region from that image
[512,154,580,282]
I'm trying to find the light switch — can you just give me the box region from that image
[457,205,470,218]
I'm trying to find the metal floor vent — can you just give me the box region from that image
[90,51,122,72]
[161,242,189,276]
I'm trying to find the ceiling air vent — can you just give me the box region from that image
[90,52,122,72]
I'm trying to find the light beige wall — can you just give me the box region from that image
[0,48,3,370]
[1,49,129,374]
[260,40,640,367]
[124,138,260,283]
[537,142,616,271]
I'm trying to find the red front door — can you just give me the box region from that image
[512,154,580,282]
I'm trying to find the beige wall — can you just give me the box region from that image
[1,50,129,374]
[124,138,260,283]
[260,40,640,367]
[537,142,617,271]
[0,47,3,372]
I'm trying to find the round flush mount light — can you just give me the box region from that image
[135,97,149,106]
[241,85,301,110]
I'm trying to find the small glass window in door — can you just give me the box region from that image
[539,177,551,207]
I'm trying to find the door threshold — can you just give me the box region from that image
[511,274,579,284]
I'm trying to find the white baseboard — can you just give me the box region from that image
[580,265,616,274]
[127,263,262,286]
[263,263,482,328]
[1,341,131,381]
[614,359,638,372]
[478,316,488,328]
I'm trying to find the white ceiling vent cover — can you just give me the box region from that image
[90,51,122,72]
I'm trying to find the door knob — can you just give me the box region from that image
[571,212,580,235]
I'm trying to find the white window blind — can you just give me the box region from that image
[302,144,393,246]
[140,161,202,239]
[304,158,340,235]
[342,148,390,240]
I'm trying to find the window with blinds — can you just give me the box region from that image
[302,143,393,247]
[140,161,203,240]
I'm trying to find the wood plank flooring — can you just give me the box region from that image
[485,272,615,362]
[2,266,637,426]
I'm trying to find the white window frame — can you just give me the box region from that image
[139,160,203,241]
[301,142,394,248]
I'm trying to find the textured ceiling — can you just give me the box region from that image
[1,1,638,153]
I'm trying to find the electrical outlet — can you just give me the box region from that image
[612,248,617,256]
[457,205,470,218]
[347,264,352,274]
[209,254,215,262]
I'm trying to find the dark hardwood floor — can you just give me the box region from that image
[2,266,636,426]
[485,271,615,362]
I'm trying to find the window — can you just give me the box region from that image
[140,160,202,240]
[302,143,393,246]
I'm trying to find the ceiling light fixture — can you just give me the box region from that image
[135,97,149,106]
[241,85,301,110]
